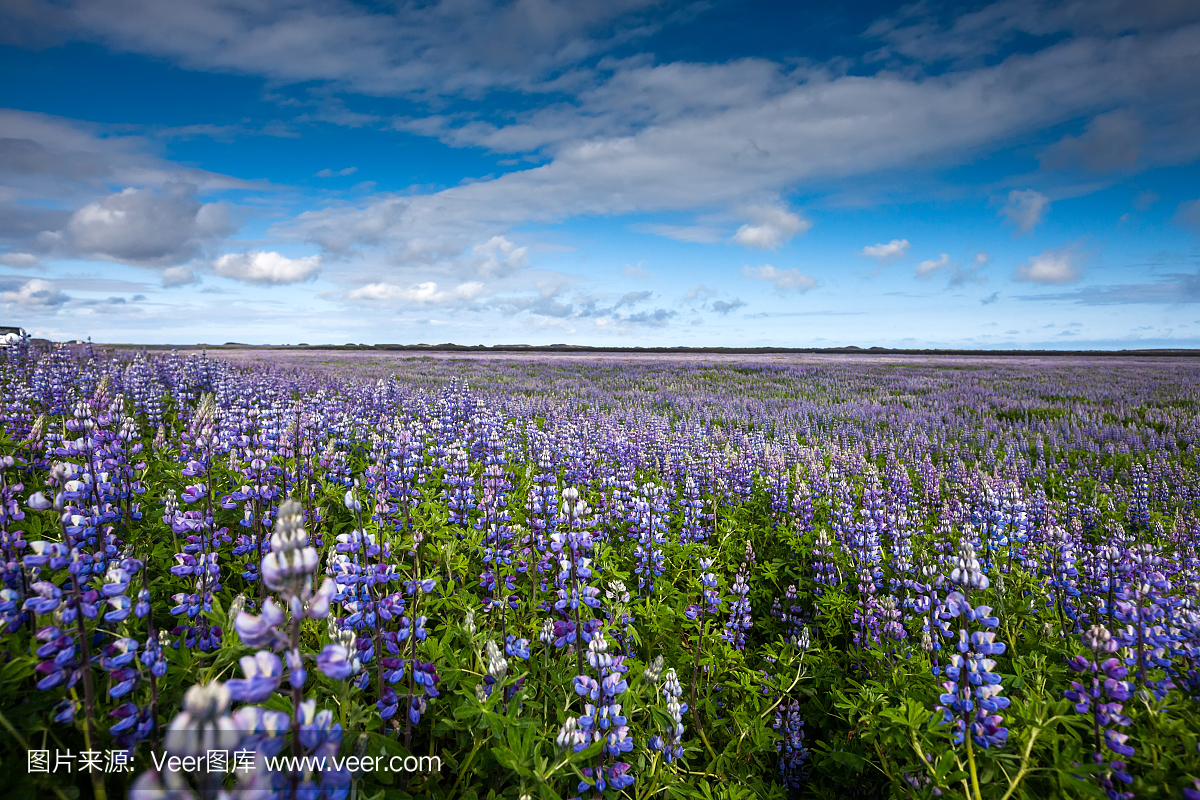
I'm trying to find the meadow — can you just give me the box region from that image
[0,343,1197,800]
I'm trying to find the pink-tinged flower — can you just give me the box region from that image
[316,643,358,680]
[226,650,284,703]
[235,598,287,649]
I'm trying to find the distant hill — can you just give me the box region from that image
[99,342,1200,357]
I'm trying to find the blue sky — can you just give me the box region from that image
[1,0,1199,348]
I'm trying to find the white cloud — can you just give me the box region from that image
[1,278,69,307]
[741,264,817,292]
[7,1,1200,349]
[41,0,662,100]
[622,260,651,278]
[316,167,358,177]
[685,284,715,300]
[1000,189,1051,235]
[637,224,724,244]
[866,0,1200,65]
[50,182,232,267]
[0,252,38,268]
[275,21,1200,273]
[471,235,528,277]
[731,206,811,250]
[213,250,322,284]
[347,280,484,305]
[916,253,950,276]
[1016,247,1082,284]
[0,110,252,263]
[0,109,253,196]
[861,239,910,263]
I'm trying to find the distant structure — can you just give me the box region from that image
[0,325,28,348]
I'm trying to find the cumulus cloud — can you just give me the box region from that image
[43,182,232,267]
[347,280,484,305]
[861,239,910,263]
[0,277,69,307]
[471,235,528,277]
[685,284,715,300]
[980,291,1000,304]
[711,298,746,314]
[316,167,358,177]
[1015,247,1083,284]
[0,111,255,300]
[0,252,38,268]
[0,110,251,266]
[916,253,950,277]
[213,250,322,284]
[1000,189,1051,235]
[731,206,811,250]
[741,264,817,292]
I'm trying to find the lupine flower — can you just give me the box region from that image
[934,589,1009,749]
[648,667,687,763]
[1065,625,1135,800]
[226,650,285,702]
[162,681,241,757]
[773,699,809,788]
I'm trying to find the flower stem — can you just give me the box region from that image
[964,734,983,800]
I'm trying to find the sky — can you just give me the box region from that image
[1,0,1199,348]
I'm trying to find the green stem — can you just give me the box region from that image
[697,725,718,762]
[446,737,484,800]
[964,735,983,800]
[996,729,1038,800]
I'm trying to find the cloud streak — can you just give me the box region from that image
[1019,271,1200,304]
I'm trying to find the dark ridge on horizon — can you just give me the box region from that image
[99,342,1200,357]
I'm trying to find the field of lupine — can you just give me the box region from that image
[0,343,1198,800]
